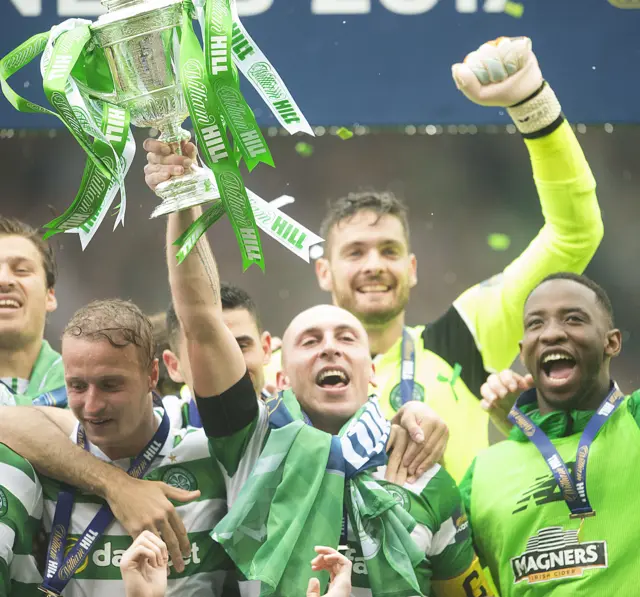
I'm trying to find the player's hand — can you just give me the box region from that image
[385,424,410,486]
[120,531,169,597]
[452,37,543,107]
[386,402,449,485]
[105,476,200,573]
[480,369,534,437]
[307,546,353,597]
[143,138,199,191]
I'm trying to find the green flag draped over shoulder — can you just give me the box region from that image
[212,391,425,597]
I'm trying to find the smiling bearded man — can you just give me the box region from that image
[460,272,640,596]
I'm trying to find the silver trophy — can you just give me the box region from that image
[87,0,217,217]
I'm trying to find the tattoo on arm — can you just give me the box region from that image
[194,241,219,305]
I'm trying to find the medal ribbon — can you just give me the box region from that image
[508,383,625,518]
[398,328,416,407]
[40,409,170,595]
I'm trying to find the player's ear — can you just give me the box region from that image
[315,257,334,292]
[163,349,185,384]
[408,253,417,288]
[149,358,159,391]
[276,371,291,390]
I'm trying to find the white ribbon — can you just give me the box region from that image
[202,171,323,262]
[193,0,313,135]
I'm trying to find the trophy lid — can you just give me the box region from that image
[93,0,183,29]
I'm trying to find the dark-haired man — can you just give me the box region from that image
[461,272,639,596]
[161,283,273,428]
[0,216,65,407]
[143,37,604,483]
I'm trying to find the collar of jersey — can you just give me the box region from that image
[508,387,597,442]
[70,411,172,466]
[371,326,417,365]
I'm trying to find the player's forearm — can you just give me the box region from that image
[166,208,223,333]
[166,209,246,396]
[0,406,126,498]
[512,85,603,241]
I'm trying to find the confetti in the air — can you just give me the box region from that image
[488,233,511,251]
[270,195,295,210]
[336,127,354,140]
[295,142,314,157]
[504,1,524,18]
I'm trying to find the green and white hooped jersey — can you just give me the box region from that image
[0,379,28,407]
[0,444,43,597]
[212,402,480,597]
[345,465,477,596]
[35,417,231,597]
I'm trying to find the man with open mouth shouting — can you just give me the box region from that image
[460,272,640,596]
[166,204,492,597]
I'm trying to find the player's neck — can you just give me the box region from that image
[308,410,348,436]
[537,377,613,416]
[0,335,43,380]
[101,401,159,461]
[366,312,406,357]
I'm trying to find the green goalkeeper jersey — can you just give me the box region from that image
[461,390,640,596]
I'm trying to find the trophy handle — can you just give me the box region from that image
[74,79,118,105]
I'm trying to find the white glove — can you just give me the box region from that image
[452,37,562,135]
[451,37,541,107]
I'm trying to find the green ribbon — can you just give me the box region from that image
[174,200,226,262]
[0,29,109,178]
[0,26,130,239]
[41,26,115,180]
[45,102,130,237]
[0,33,52,115]
[204,0,273,172]
[178,1,264,271]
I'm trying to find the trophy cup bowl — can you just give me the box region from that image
[89,0,218,217]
